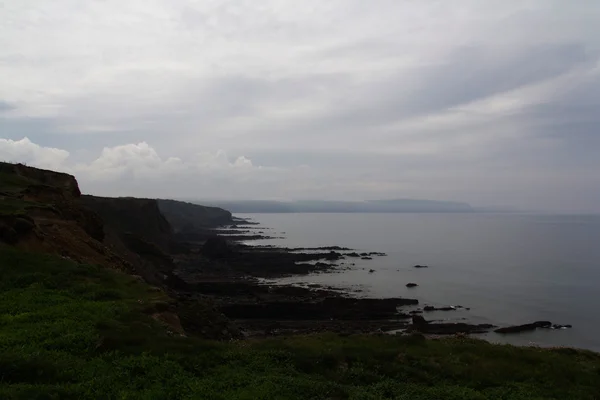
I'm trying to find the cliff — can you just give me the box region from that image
[82,196,173,252]
[80,195,179,285]
[0,162,238,339]
[0,162,123,269]
[157,199,233,232]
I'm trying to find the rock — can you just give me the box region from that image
[368,269,375,273]
[201,236,233,259]
[406,283,418,288]
[370,252,387,257]
[423,305,456,311]
[551,324,572,329]
[494,321,553,334]
[361,256,373,260]
[414,265,429,268]
[347,252,361,258]
[412,315,428,326]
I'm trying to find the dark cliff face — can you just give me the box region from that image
[157,199,233,232]
[81,196,173,252]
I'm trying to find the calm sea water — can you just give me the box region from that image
[237,213,600,352]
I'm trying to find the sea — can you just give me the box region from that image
[236,213,600,352]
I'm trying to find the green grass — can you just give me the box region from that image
[1,246,600,399]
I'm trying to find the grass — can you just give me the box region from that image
[0,169,55,216]
[1,246,600,399]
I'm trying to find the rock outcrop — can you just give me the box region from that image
[494,321,573,334]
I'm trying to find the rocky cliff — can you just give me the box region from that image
[82,196,173,252]
[157,199,233,232]
[0,162,239,339]
[80,195,180,286]
[0,162,125,269]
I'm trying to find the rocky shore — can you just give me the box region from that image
[169,218,573,339]
[165,221,501,338]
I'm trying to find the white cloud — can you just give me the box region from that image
[0,137,271,196]
[0,137,70,170]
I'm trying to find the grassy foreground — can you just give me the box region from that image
[1,247,599,399]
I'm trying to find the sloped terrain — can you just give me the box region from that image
[2,247,600,399]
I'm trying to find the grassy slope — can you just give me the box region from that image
[1,247,600,400]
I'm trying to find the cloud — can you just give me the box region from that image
[1,1,600,212]
[0,101,15,113]
[0,137,70,170]
[0,137,282,198]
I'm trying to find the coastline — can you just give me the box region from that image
[198,216,576,345]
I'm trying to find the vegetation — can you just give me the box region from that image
[1,246,600,399]
[0,171,35,194]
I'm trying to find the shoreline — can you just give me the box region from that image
[182,216,576,344]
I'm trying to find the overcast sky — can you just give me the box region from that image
[1,1,599,212]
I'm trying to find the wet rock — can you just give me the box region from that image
[347,252,361,258]
[494,321,553,334]
[370,252,387,257]
[361,256,373,260]
[423,305,456,312]
[551,324,573,329]
[414,264,429,268]
[406,283,418,288]
[368,269,375,273]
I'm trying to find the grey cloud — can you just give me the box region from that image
[290,44,594,133]
[0,101,15,113]
[1,1,600,212]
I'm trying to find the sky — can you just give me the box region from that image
[1,1,599,212]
